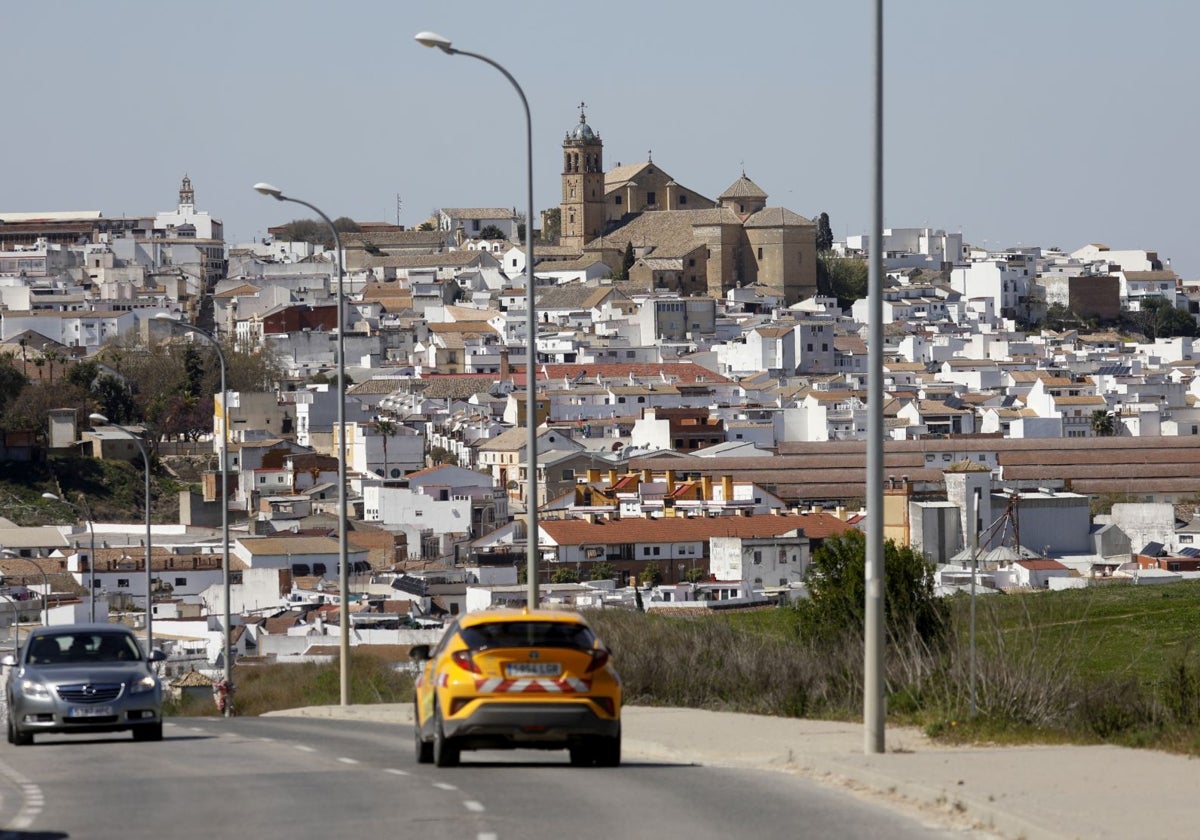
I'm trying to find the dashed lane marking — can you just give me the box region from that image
[463,800,485,813]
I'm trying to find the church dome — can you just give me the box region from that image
[566,103,599,143]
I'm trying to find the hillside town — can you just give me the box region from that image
[3,108,1200,691]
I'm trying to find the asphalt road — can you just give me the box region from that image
[0,717,992,840]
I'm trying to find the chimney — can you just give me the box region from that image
[642,469,653,482]
[701,475,713,499]
[586,468,600,484]
[665,470,676,494]
[721,475,733,501]
[607,469,618,487]
[499,348,510,381]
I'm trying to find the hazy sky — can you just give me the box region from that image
[4,1,1197,278]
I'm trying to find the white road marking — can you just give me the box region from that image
[432,781,458,791]
[478,833,499,840]
[294,744,316,752]
[384,768,409,776]
[337,757,359,765]
[0,759,44,829]
[463,800,485,812]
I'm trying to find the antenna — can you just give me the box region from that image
[396,194,402,226]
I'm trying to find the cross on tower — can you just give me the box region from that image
[578,101,587,121]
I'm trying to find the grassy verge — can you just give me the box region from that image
[166,582,1200,756]
[165,650,414,717]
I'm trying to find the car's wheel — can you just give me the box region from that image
[9,713,32,747]
[414,703,433,764]
[132,722,163,742]
[594,729,621,767]
[432,701,460,768]
[568,742,594,766]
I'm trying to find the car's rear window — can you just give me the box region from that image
[460,621,596,652]
[27,631,142,664]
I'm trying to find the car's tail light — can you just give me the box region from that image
[585,649,610,673]
[451,649,480,673]
[593,697,616,716]
[449,698,472,715]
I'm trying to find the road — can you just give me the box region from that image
[0,717,989,840]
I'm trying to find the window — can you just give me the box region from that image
[679,195,688,205]
[757,247,763,260]
[117,579,129,589]
[615,195,622,206]
[174,577,187,587]
[652,547,661,556]
[642,547,651,557]
[561,469,574,481]
[647,191,656,205]
[753,551,762,565]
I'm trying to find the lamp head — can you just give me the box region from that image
[88,412,110,425]
[253,182,285,201]
[414,31,455,54]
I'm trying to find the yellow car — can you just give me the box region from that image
[411,608,621,767]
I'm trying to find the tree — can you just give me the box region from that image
[796,529,947,646]
[617,242,635,281]
[0,355,27,416]
[278,216,360,249]
[478,224,507,241]
[816,254,869,308]
[376,418,396,480]
[539,208,561,244]
[588,561,617,582]
[551,566,580,584]
[1091,409,1117,437]
[1122,297,1196,341]
[815,212,834,252]
[639,563,663,586]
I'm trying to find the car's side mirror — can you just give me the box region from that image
[147,650,167,662]
[0,654,16,667]
[409,644,431,661]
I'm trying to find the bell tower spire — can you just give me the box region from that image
[178,174,195,213]
[559,104,605,253]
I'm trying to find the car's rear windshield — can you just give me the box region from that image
[460,621,597,652]
[27,631,143,665]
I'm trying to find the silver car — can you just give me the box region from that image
[3,624,166,745]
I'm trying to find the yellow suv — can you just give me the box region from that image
[411,608,621,767]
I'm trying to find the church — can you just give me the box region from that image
[553,105,818,305]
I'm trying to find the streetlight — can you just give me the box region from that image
[0,549,49,630]
[41,493,97,622]
[154,313,233,714]
[864,0,886,755]
[89,413,155,654]
[253,182,351,706]
[415,30,540,609]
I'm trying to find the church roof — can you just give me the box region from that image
[744,207,815,228]
[719,174,768,200]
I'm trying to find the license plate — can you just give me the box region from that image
[506,662,561,678]
[68,705,113,718]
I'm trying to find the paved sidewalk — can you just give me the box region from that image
[269,703,1199,840]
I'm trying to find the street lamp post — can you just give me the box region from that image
[253,183,351,706]
[89,413,154,654]
[415,30,540,609]
[154,313,233,715]
[0,550,49,630]
[41,493,97,622]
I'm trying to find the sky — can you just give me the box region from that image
[4,1,1198,279]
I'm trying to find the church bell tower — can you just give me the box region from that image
[560,103,605,253]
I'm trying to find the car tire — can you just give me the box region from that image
[568,742,594,766]
[432,701,460,768]
[133,722,163,742]
[4,707,13,744]
[594,729,621,768]
[9,713,32,747]
[414,704,433,764]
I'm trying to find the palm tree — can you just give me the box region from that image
[376,418,397,481]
